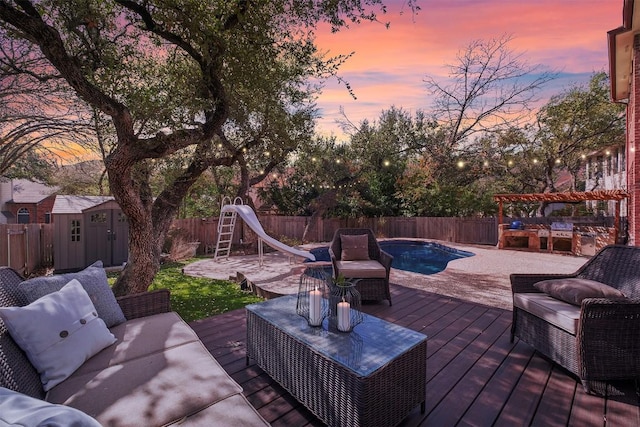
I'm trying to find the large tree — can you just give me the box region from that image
[534,72,625,192]
[0,0,417,295]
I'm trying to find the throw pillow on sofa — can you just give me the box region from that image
[0,387,102,427]
[20,260,126,327]
[0,279,117,391]
[534,277,627,306]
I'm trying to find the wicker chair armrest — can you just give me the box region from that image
[379,250,393,271]
[328,248,339,277]
[510,273,575,293]
[116,289,171,320]
[578,298,640,380]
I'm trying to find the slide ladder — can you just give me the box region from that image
[214,197,241,260]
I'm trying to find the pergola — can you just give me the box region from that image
[493,190,629,238]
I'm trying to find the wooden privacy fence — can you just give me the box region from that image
[0,216,504,272]
[0,224,54,276]
[170,216,500,255]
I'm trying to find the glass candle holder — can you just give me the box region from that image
[296,265,329,327]
[328,280,363,333]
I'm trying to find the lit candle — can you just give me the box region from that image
[337,298,350,332]
[309,288,322,326]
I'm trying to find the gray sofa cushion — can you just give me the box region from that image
[513,292,581,334]
[167,394,269,426]
[20,261,126,327]
[533,278,626,306]
[73,311,200,377]
[47,340,244,427]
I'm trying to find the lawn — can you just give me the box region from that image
[109,260,263,322]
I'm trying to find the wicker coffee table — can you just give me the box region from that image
[246,295,427,427]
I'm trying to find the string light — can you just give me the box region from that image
[251,151,601,191]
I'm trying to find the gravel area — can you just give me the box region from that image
[184,240,588,311]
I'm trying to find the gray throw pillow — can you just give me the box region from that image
[20,261,126,327]
[341,234,370,261]
[534,278,626,306]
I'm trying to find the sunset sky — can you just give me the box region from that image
[313,0,622,138]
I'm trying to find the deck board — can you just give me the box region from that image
[190,284,639,426]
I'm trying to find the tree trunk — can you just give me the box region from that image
[302,191,337,242]
[113,218,162,296]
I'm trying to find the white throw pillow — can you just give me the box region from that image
[0,387,102,427]
[0,279,117,391]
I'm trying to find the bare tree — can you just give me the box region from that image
[0,34,92,178]
[424,34,556,153]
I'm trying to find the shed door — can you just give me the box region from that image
[111,211,129,265]
[85,210,129,267]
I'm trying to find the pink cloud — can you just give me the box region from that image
[313,0,621,137]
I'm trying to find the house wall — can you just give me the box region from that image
[629,34,640,245]
[584,147,627,216]
[6,203,36,223]
[4,196,55,224]
[36,195,56,223]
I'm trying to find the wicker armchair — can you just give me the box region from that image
[328,228,393,305]
[510,244,640,394]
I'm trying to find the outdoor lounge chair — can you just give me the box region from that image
[510,244,640,395]
[329,228,393,305]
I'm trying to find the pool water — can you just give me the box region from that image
[309,240,474,275]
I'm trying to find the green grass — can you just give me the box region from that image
[109,260,263,322]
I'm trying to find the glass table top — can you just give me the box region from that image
[246,294,427,377]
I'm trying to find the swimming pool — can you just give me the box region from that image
[309,240,474,275]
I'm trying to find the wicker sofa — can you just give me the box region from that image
[329,228,393,305]
[0,265,269,426]
[510,244,640,395]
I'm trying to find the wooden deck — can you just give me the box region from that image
[190,284,640,426]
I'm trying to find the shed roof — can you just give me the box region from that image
[52,195,115,214]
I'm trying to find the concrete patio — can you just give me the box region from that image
[184,240,588,310]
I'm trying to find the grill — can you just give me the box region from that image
[550,221,573,238]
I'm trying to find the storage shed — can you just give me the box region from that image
[52,195,129,272]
